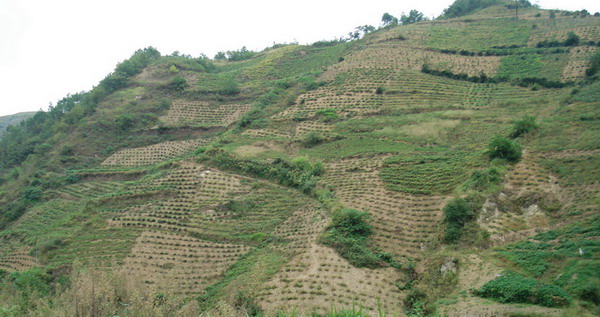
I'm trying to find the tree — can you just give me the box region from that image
[400,10,426,25]
[381,13,398,27]
[348,25,376,40]
[214,51,227,60]
[488,136,522,162]
[564,32,580,46]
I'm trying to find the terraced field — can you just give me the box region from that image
[102,139,207,166]
[160,100,252,128]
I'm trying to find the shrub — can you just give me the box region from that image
[320,209,385,268]
[443,198,476,243]
[168,75,188,92]
[403,289,431,316]
[7,268,52,297]
[315,108,338,122]
[586,52,600,78]
[463,168,501,191]
[219,76,240,95]
[22,186,42,202]
[510,116,538,138]
[488,136,522,163]
[475,272,571,307]
[233,291,262,316]
[564,32,580,47]
[303,131,324,148]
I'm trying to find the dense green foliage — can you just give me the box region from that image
[510,116,538,138]
[214,46,257,62]
[0,112,35,138]
[443,198,476,243]
[320,209,386,268]
[0,47,161,171]
[488,136,522,162]
[422,64,569,88]
[586,52,600,79]
[400,10,427,25]
[463,167,501,191]
[476,272,571,307]
[200,148,323,193]
[536,32,581,48]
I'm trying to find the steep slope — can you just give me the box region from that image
[0,112,36,137]
[1,5,599,316]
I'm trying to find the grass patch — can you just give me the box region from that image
[381,151,476,195]
[475,271,571,307]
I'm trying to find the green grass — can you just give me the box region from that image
[497,55,543,79]
[496,216,600,304]
[428,18,530,50]
[380,151,479,195]
[299,136,420,160]
[540,154,600,185]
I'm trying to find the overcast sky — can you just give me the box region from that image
[1,0,599,117]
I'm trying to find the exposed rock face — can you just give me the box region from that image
[440,256,458,277]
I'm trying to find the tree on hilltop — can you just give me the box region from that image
[400,10,427,25]
[381,13,398,27]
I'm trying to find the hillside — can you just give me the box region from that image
[0,112,36,138]
[1,3,599,316]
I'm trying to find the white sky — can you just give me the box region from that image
[0,0,599,116]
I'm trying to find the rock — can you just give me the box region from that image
[440,257,457,277]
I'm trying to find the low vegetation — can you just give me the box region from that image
[488,136,522,163]
[475,271,571,307]
[320,209,388,268]
[443,198,477,243]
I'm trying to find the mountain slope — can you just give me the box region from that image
[0,112,36,137]
[0,4,599,316]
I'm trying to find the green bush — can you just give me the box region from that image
[22,186,42,202]
[488,136,522,162]
[586,52,600,78]
[169,75,188,92]
[564,32,580,47]
[201,149,322,194]
[320,209,385,268]
[7,268,52,297]
[510,116,538,138]
[475,272,571,307]
[219,76,240,95]
[403,289,431,316]
[463,167,501,191]
[303,131,324,148]
[315,108,338,122]
[443,198,476,243]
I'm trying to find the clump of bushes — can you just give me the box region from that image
[488,136,522,163]
[586,52,600,79]
[510,116,538,138]
[214,46,256,62]
[320,209,386,268]
[463,167,501,191]
[475,271,571,307]
[168,75,188,92]
[315,108,338,122]
[200,148,322,194]
[303,131,324,148]
[403,288,433,316]
[443,198,476,243]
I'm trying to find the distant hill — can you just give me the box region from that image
[0,111,36,137]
